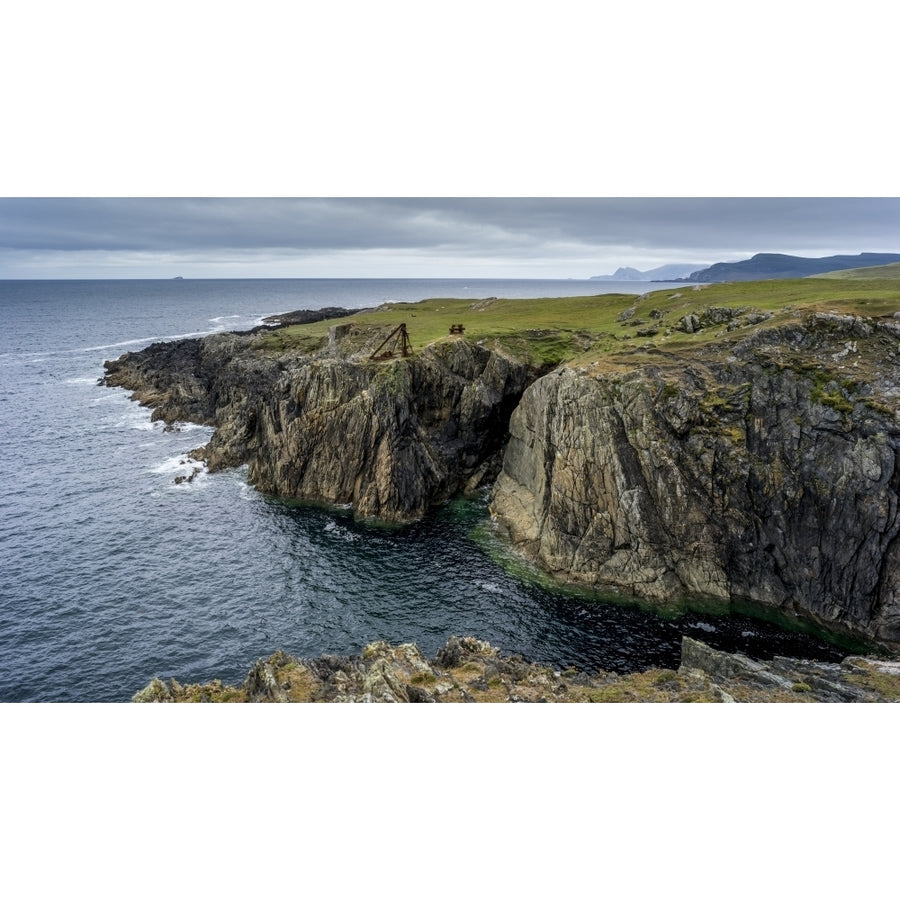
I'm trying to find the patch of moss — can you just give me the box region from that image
[805,370,857,415]
[719,424,746,444]
[699,392,732,414]
[660,381,680,402]
[371,359,409,396]
[562,670,718,703]
[810,385,854,414]
[279,668,318,702]
[863,399,894,417]
[845,660,900,701]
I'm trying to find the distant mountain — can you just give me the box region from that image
[684,253,900,283]
[590,263,705,281]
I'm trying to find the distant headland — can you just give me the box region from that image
[592,252,900,284]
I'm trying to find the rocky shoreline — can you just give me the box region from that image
[103,303,900,652]
[103,320,532,522]
[132,635,900,702]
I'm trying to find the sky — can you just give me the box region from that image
[2,197,899,280]
[4,6,898,281]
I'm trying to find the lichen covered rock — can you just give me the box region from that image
[104,329,531,522]
[490,315,900,649]
[131,636,900,703]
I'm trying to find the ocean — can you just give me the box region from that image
[0,278,847,701]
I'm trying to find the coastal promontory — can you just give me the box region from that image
[104,278,900,652]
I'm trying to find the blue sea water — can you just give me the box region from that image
[0,278,847,701]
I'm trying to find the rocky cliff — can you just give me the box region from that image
[104,307,900,651]
[490,313,900,649]
[104,323,532,522]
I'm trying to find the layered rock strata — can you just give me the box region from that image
[490,314,900,648]
[131,635,900,703]
[104,325,531,522]
[105,310,900,650]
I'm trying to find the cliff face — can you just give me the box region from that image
[105,311,900,650]
[104,328,531,522]
[490,314,900,648]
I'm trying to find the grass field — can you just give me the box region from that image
[816,262,900,280]
[252,277,900,368]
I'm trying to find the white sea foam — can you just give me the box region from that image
[64,377,98,385]
[98,404,157,430]
[690,621,717,633]
[74,331,210,353]
[324,520,359,542]
[477,581,504,595]
[151,454,208,488]
[208,314,264,333]
[151,454,205,475]
[152,455,188,475]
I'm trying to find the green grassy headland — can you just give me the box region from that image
[815,262,900,280]
[251,277,900,369]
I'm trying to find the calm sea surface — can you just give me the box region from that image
[0,278,846,701]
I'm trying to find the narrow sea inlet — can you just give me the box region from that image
[0,278,848,701]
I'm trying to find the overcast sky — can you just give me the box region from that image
[1,197,899,279]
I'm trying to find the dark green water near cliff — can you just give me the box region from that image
[0,278,847,701]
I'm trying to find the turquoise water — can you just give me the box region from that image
[0,278,846,701]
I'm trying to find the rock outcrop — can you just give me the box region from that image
[105,309,900,650]
[490,314,900,650]
[131,636,900,702]
[104,325,531,522]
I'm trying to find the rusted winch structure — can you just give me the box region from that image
[369,323,412,361]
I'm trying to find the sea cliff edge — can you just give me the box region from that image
[103,294,900,655]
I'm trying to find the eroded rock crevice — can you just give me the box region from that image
[104,329,533,523]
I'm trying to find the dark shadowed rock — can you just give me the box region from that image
[104,328,532,523]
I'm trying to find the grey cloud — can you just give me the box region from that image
[1,198,898,273]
